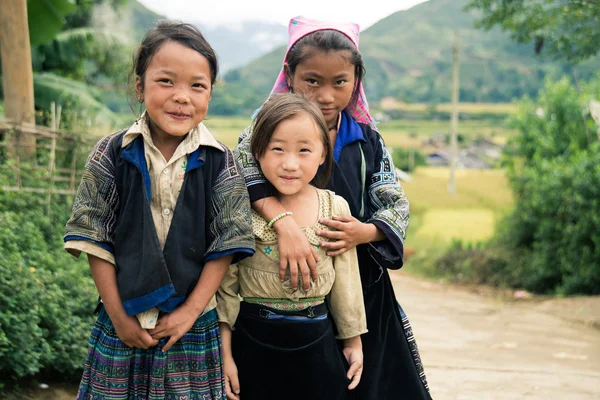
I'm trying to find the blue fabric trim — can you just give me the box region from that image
[64,235,114,253]
[157,295,187,313]
[263,310,328,322]
[334,110,367,162]
[122,283,176,316]
[205,248,255,263]
[186,147,205,171]
[121,136,152,203]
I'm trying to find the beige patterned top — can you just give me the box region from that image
[217,189,367,339]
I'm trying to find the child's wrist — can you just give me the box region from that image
[342,335,362,348]
[181,300,205,317]
[268,211,293,229]
[271,212,295,232]
[362,223,382,244]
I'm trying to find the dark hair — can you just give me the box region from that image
[129,20,219,99]
[251,93,333,189]
[285,30,365,94]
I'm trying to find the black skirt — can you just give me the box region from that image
[232,302,355,400]
[355,252,433,400]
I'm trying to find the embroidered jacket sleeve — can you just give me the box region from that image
[204,146,255,263]
[366,131,410,270]
[216,263,241,327]
[233,127,274,202]
[328,195,368,339]
[64,133,120,264]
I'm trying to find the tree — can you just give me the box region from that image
[466,0,600,63]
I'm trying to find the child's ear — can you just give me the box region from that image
[320,149,326,165]
[135,76,144,102]
[283,64,293,89]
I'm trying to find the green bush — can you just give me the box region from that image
[392,147,426,172]
[498,144,600,294]
[0,170,96,383]
[434,240,528,288]
[434,76,600,295]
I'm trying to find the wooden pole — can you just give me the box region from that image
[47,102,58,216]
[448,30,460,195]
[0,0,37,159]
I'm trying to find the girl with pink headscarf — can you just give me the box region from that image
[225,16,432,399]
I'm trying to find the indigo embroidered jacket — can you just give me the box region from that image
[65,117,255,315]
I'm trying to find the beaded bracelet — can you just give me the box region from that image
[267,211,293,229]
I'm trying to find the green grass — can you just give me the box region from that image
[377,119,516,148]
[203,115,252,149]
[201,115,517,150]
[380,100,519,115]
[402,167,514,277]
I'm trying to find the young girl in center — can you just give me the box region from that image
[235,16,432,400]
[217,93,367,400]
[64,21,254,399]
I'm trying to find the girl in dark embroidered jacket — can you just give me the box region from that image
[234,17,432,399]
[64,22,254,400]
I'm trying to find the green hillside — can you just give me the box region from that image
[223,0,600,104]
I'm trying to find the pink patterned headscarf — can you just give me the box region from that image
[270,16,376,128]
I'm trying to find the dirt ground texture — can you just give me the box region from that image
[11,271,600,400]
[392,271,600,400]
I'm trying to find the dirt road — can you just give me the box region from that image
[14,271,600,400]
[391,270,600,400]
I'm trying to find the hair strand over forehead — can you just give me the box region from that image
[251,93,333,189]
[285,30,365,93]
[128,20,218,107]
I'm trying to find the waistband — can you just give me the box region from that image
[244,296,325,311]
[240,301,328,322]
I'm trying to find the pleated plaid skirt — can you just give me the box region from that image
[77,307,224,400]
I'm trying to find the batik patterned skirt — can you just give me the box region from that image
[77,307,224,400]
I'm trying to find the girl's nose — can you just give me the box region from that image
[172,88,190,104]
[282,155,299,170]
[317,88,334,105]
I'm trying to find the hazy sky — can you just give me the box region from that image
[137,0,428,29]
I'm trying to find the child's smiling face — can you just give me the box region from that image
[258,113,326,198]
[136,41,212,140]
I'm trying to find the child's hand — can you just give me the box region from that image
[274,216,320,291]
[317,216,379,256]
[342,337,364,390]
[113,313,158,349]
[148,305,199,352]
[223,355,241,400]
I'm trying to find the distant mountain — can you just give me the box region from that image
[194,22,287,72]
[223,0,600,104]
[92,1,287,73]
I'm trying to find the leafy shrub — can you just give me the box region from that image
[434,76,600,295]
[392,147,426,172]
[497,143,600,294]
[0,170,96,382]
[434,240,527,288]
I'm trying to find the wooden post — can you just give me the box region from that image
[47,102,59,216]
[448,30,460,195]
[0,0,37,159]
